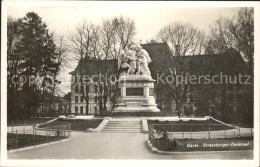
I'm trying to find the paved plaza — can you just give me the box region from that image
[8,132,253,160]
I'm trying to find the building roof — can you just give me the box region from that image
[69,43,245,76]
[69,58,118,75]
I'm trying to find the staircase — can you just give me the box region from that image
[102,119,142,133]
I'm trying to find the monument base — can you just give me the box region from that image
[113,75,160,113]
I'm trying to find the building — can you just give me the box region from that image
[36,94,71,116]
[69,43,246,118]
[69,59,117,115]
[168,48,247,118]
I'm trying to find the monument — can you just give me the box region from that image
[113,43,160,112]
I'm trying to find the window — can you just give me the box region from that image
[189,107,193,115]
[75,85,78,93]
[190,95,193,102]
[184,107,189,115]
[75,106,78,114]
[80,106,83,114]
[75,76,77,83]
[75,96,78,103]
[80,96,84,102]
[95,85,98,92]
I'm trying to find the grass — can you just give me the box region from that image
[148,119,234,132]
[7,133,68,150]
[151,136,253,152]
[7,118,54,126]
[38,119,103,131]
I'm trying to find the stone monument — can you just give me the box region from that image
[113,43,160,112]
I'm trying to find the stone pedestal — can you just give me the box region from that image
[113,75,160,112]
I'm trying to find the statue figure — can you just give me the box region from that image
[135,45,152,76]
[126,44,138,74]
[118,42,152,76]
[118,45,137,75]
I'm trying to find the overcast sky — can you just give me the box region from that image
[8,5,240,42]
[7,4,241,95]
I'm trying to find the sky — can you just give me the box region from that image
[7,3,241,95]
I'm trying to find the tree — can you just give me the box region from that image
[206,8,254,124]
[47,36,67,113]
[7,12,61,119]
[156,21,206,55]
[7,17,22,120]
[67,21,101,114]
[67,16,136,114]
[154,21,206,117]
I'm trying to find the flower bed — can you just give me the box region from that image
[38,119,103,131]
[7,118,54,126]
[7,133,68,150]
[148,119,234,132]
[150,134,253,152]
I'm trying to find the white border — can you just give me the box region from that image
[1,1,260,167]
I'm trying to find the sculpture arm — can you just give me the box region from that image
[126,56,137,61]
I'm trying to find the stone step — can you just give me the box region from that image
[107,122,141,124]
[105,126,141,128]
[107,124,141,126]
[106,124,141,126]
[102,129,141,131]
[103,130,141,132]
[102,120,142,133]
[104,127,141,130]
[102,131,142,133]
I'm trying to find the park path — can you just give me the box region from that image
[8,132,252,159]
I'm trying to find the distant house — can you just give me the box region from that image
[36,94,71,116]
[69,43,246,118]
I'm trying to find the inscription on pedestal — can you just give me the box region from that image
[126,88,143,96]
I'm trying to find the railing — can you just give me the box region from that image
[148,124,253,152]
[7,124,71,150]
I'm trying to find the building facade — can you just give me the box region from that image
[69,43,246,118]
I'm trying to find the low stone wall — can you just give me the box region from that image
[86,117,111,133]
[142,119,148,133]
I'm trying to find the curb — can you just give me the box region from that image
[146,140,252,155]
[86,117,110,133]
[8,138,71,153]
[36,118,59,127]
[210,117,238,128]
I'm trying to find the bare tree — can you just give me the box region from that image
[67,21,100,114]
[67,16,136,114]
[46,36,68,114]
[156,21,206,55]
[155,21,205,117]
[206,8,254,124]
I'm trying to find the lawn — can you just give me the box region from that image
[148,119,234,132]
[7,118,54,126]
[7,133,68,150]
[38,119,103,131]
[151,136,253,152]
